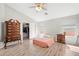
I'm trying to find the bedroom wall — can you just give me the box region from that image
[0,4,5,42]
[37,14,79,45]
[0,4,5,48]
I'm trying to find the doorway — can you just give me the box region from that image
[23,23,29,39]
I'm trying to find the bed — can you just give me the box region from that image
[33,38,54,48]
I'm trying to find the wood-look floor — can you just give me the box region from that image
[0,39,79,56]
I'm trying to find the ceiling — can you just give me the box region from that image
[6,3,79,22]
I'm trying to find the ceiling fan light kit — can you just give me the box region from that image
[30,3,48,15]
[35,3,46,11]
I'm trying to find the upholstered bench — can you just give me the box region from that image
[33,38,54,48]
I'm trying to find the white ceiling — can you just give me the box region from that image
[6,3,79,22]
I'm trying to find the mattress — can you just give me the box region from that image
[33,38,54,48]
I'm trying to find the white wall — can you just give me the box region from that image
[37,19,61,38]
[38,14,79,45]
[0,4,5,42]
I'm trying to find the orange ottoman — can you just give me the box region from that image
[33,39,54,48]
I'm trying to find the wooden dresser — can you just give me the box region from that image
[57,34,65,44]
[4,19,21,48]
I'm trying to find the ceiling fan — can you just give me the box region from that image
[29,3,48,15]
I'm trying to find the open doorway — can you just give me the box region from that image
[23,23,29,39]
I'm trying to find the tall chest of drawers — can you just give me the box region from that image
[4,19,21,48]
